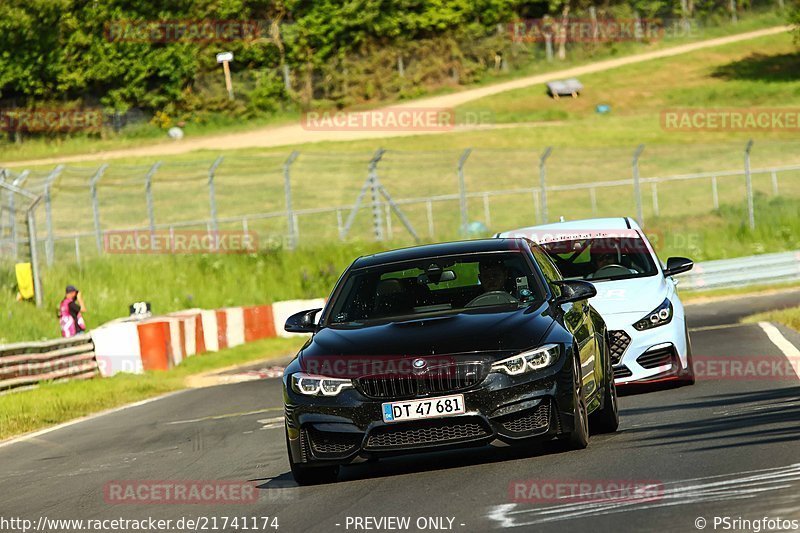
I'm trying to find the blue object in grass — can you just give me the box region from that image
[596,104,611,114]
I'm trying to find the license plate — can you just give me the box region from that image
[382,394,466,423]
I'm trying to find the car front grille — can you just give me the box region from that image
[497,399,551,434]
[613,365,633,379]
[608,330,632,365]
[636,345,676,369]
[303,429,361,459]
[354,360,490,400]
[365,418,490,450]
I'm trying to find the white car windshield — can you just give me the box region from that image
[540,236,658,281]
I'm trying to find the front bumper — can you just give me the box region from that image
[605,312,689,385]
[285,359,576,466]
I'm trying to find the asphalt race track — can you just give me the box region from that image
[2,290,799,533]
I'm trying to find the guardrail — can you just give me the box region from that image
[0,333,98,392]
[678,250,800,291]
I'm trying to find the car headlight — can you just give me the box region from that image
[491,344,560,375]
[633,298,673,331]
[291,373,353,396]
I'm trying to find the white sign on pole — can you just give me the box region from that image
[216,52,233,63]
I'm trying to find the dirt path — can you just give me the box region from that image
[4,25,789,168]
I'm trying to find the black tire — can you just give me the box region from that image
[590,342,619,434]
[286,430,340,485]
[681,324,696,386]
[561,357,589,450]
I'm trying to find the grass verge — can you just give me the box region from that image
[681,281,800,304]
[0,12,785,163]
[2,196,798,343]
[742,306,800,333]
[0,336,304,441]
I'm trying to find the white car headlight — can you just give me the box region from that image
[633,298,673,331]
[291,372,353,396]
[491,344,560,375]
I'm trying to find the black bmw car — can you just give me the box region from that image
[282,238,618,484]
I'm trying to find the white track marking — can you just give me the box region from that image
[487,463,800,528]
[0,390,188,451]
[256,416,285,430]
[165,407,282,425]
[688,323,748,332]
[758,322,800,379]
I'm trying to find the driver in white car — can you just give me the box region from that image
[589,251,638,279]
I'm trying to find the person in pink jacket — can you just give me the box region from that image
[59,285,87,337]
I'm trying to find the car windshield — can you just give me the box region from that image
[326,252,544,326]
[539,235,657,281]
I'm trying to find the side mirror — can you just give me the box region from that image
[552,280,597,305]
[284,308,322,333]
[663,257,693,277]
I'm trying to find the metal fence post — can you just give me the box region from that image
[0,169,6,240]
[9,171,30,259]
[632,144,645,227]
[539,147,553,224]
[457,148,472,234]
[426,200,435,238]
[336,209,344,240]
[771,169,778,196]
[208,156,224,236]
[90,164,108,252]
[651,183,659,217]
[744,139,755,230]
[483,193,492,227]
[711,176,719,209]
[26,195,44,307]
[369,148,386,241]
[144,162,162,243]
[44,165,64,267]
[283,151,299,249]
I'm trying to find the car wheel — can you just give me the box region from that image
[681,325,696,386]
[590,344,619,434]
[562,357,589,450]
[286,430,340,485]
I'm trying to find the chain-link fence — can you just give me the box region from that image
[2,139,799,267]
[0,173,44,306]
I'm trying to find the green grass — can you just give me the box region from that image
[3,195,798,344]
[1,242,386,343]
[0,11,786,163]
[681,280,800,303]
[6,30,800,256]
[743,306,800,332]
[0,336,304,441]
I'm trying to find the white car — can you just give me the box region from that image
[497,217,695,386]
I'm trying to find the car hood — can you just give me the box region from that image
[589,275,668,315]
[301,304,555,362]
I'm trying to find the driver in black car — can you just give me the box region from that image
[478,260,509,293]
